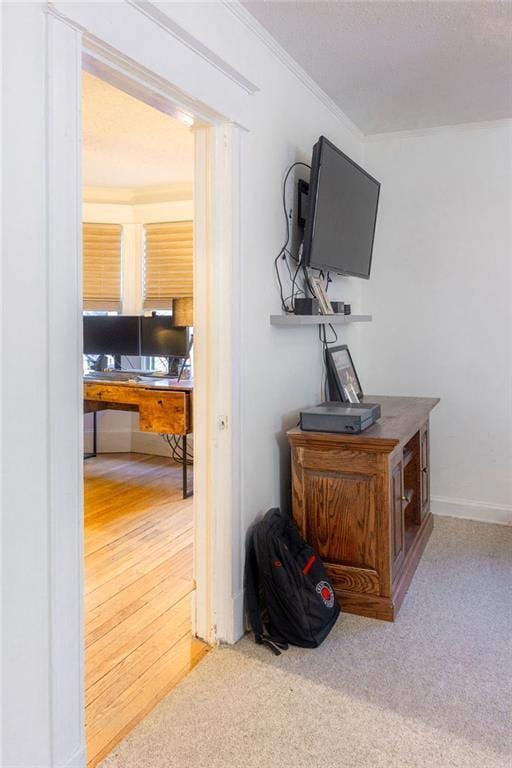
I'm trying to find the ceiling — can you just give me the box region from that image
[82,72,194,188]
[242,1,512,135]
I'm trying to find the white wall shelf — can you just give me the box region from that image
[270,314,372,327]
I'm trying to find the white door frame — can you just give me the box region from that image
[2,3,253,765]
[44,5,245,765]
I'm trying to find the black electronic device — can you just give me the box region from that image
[302,136,380,278]
[300,402,381,434]
[293,298,320,315]
[141,316,189,357]
[330,301,345,314]
[83,315,141,356]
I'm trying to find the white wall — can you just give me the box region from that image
[161,1,365,521]
[361,121,512,524]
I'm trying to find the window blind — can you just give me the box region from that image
[143,221,193,310]
[83,223,122,311]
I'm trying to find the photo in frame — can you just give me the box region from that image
[310,276,334,315]
[325,345,363,403]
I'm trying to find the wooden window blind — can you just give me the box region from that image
[143,221,193,310]
[83,223,122,311]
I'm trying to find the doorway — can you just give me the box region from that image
[33,8,246,765]
[81,72,208,765]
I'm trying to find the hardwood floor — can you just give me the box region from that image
[84,453,207,767]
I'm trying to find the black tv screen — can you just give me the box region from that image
[141,316,189,357]
[83,315,140,356]
[303,137,380,278]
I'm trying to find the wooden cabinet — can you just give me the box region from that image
[288,395,439,621]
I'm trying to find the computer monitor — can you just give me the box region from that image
[141,316,189,357]
[83,315,141,356]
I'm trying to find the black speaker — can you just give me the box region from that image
[293,298,320,315]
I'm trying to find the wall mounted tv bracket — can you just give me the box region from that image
[297,179,309,231]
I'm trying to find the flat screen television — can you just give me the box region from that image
[302,136,380,279]
[141,316,189,357]
[83,315,141,356]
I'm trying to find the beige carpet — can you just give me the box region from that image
[101,517,512,768]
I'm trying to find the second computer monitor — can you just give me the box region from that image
[141,316,189,357]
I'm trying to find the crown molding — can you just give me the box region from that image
[365,116,512,143]
[221,1,363,141]
[126,0,259,96]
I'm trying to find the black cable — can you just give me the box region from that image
[274,251,290,312]
[318,322,339,400]
[302,265,316,297]
[161,433,194,465]
[289,260,303,310]
[274,161,311,312]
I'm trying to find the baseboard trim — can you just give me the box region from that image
[84,429,132,454]
[131,430,171,457]
[431,496,512,526]
[61,745,86,768]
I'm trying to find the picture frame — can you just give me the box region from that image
[310,276,334,315]
[325,344,363,403]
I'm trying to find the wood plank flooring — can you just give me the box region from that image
[84,453,207,767]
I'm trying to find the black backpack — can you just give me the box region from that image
[245,508,340,655]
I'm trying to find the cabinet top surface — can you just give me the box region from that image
[288,395,439,452]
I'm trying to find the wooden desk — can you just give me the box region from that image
[288,395,439,621]
[84,376,193,498]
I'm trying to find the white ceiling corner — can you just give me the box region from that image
[241,0,512,135]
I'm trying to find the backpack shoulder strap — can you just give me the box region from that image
[244,526,263,639]
[244,522,289,656]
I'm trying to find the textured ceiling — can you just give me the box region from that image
[242,0,512,134]
[82,72,194,188]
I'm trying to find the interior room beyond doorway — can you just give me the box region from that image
[81,71,206,766]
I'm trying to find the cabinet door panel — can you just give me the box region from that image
[304,471,377,571]
[391,460,404,578]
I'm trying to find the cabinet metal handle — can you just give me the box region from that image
[422,467,428,473]
[401,493,413,503]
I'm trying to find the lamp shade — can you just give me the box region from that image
[174,297,193,327]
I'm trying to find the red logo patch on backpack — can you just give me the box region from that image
[316,580,335,609]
